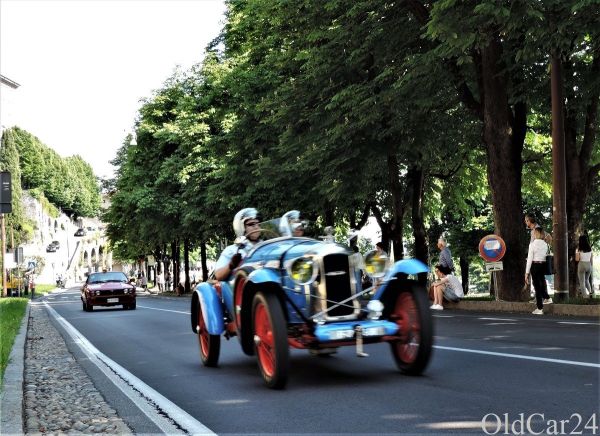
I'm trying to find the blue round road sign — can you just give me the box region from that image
[478,235,506,262]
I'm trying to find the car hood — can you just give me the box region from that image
[245,238,351,264]
[86,282,135,291]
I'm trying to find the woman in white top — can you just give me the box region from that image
[576,234,593,297]
[430,264,463,310]
[525,227,549,314]
[156,270,165,293]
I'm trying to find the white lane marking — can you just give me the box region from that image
[432,315,455,318]
[485,322,517,326]
[434,345,600,368]
[558,321,600,326]
[478,317,517,322]
[44,303,214,435]
[137,305,190,315]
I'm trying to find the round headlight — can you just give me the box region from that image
[364,250,389,278]
[288,257,317,285]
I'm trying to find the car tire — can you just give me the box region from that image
[197,299,220,367]
[252,292,289,389]
[84,301,93,312]
[128,301,137,310]
[388,284,433,375]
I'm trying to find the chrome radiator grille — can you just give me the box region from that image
[321,254,354,317]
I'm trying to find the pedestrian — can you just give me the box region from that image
[156,270,165,293]
[525,213,553,245]
[576,233,593,297]
[165,270,172,292]
[437,237,454,271]
[430,264,463,310]
[525,227,552,315]
[375,242,387,257]
[29,276,36,299]
[141,274,148,291]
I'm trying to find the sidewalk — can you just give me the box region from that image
[450,299,600,317]
[1,291,598,434]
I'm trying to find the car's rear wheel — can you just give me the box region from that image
[388,286,433,375]
[197,300,220,366]
[252,292,289,389]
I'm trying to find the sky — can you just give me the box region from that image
[0,0,226,180]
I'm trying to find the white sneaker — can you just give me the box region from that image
[532,308,544,315]
[430,304,443,310]
[543,298,553,304]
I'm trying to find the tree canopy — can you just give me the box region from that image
[104,0,599,299]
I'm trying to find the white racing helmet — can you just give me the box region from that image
[281,210,305,235]
[233,208,260,237]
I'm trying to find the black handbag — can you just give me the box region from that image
[545,254,554,275]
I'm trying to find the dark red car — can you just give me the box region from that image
[81,271,136,311]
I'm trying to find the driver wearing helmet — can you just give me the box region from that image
[214,208,261,281]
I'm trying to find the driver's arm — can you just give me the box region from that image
[214,246,237,281]
[215,265,232,281]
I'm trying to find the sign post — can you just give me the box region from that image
[479,235,507,301]
[0,171,11,297]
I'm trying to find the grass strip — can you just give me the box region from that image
[0,297,28,389]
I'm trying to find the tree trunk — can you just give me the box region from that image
[183,238,190,293]
[324,206,335,227]
[480,39,527,301]
[170,241,178,292]
[200,241,208,282]
[460,256,469,295]
[387,145,409,261]
[409,166,428,284]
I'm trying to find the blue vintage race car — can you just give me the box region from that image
[191,215,433,389]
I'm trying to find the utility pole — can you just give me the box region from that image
[551,53,569,302]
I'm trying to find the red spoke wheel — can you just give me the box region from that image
[197,300,220,367]
[252,292,289,389]
[389,285,433,375]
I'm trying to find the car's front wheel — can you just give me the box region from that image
[388,285,433,375]
[197,300,220,366]
[252,292,289,389]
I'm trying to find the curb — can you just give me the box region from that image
[0,301,29,435]
[448,300,600,317]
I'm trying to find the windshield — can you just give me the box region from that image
[88,272,128,284]
[257,216,310,240]
[259,218,287,240]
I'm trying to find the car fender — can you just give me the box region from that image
[374,259,429,300]
[191,283,224,335]
[247,268,281,286]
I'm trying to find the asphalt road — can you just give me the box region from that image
[45,288,600,435]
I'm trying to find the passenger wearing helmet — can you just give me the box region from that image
[214,208,261,281]
[282,210,305,237]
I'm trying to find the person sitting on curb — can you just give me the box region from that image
[430,264,463,310]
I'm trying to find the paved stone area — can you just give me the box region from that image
[23,304,132,435]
